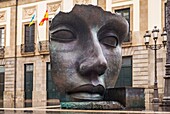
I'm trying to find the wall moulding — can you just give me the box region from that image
[112,0,132,4]
[22,6,36,20]
[47,1,62,15]
[74,0,91,5]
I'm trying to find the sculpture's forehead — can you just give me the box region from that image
[50,5,128,39]
[71,5,114,24]
[50,5,127,30]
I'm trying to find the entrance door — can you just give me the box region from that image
[46,63,57,99]
[25,24,35,52]
[115,56,132,87]
[24,64,33,100]
[0,66,4,101]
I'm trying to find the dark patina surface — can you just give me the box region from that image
[61,101,124,110]
[49,5,128,102]
[104,87,145,109]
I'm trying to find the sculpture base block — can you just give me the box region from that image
[162,98,170,106]
[60,101,124,110]
[104,87,145,108]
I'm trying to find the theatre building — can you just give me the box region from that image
[0,0,167,107]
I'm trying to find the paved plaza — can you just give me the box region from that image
[0,102,170,114]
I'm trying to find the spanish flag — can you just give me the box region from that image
[29,12,36,26]
[39,10,48,26]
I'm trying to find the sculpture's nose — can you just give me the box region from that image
[79,56,107,76]
[79,33,107,76]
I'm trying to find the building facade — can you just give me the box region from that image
[0,0,167,108]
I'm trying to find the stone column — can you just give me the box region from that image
[162,0,170,106]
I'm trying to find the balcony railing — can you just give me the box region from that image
[38,40,49,54]
[0,46,5,58]
[21,43,35,55]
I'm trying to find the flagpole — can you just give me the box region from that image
[37,24,40,42]
[36,14,40,51]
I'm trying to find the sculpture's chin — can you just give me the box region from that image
[70,93,104,101]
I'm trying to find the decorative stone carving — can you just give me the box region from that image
[23,6,36,19]
[0,11,6,22]
[47,1,61,14]
[74,0,91,4]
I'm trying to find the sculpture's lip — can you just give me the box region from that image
[68,84,105,98]
[68,84,105,94]
[69,93,103,101]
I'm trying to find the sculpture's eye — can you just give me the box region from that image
[51,30,76,42]
[99,33,118,48]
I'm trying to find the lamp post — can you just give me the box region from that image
[144,26,167,103]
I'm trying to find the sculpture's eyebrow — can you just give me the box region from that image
[50,15,90,38]
[98,22,121,37]
[98,19,128,42]
[50,12,86,29]
[50,25,74,34]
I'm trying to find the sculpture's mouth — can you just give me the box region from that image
[68,84,105,100]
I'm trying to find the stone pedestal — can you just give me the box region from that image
[61,101,124,110]
[162,64,170,106]
[104,87,145,109]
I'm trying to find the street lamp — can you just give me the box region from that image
[144,26,167,103]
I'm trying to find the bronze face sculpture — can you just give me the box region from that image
[49,5,129,102]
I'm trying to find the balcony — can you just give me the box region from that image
[0,46,4,58]
[21,43,35,55]
[38,40,49,55]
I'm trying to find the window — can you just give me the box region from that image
[0,27,5,48]
[115,8,131,42]
[115,56,132,87]
[24,24,35,52]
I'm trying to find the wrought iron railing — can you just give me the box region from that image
[38,40,49,54]
[21,43,35,54]
[0,46,5,58]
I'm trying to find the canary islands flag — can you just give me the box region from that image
[29,12,36,26]
[39,10,48,26]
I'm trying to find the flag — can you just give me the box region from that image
[29,12,36,26]
[39,10,48,26]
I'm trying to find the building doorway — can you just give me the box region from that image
[46,63,58,100]
[24,64,33,100]
[115,56,132,87]
[0,66,4,101]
